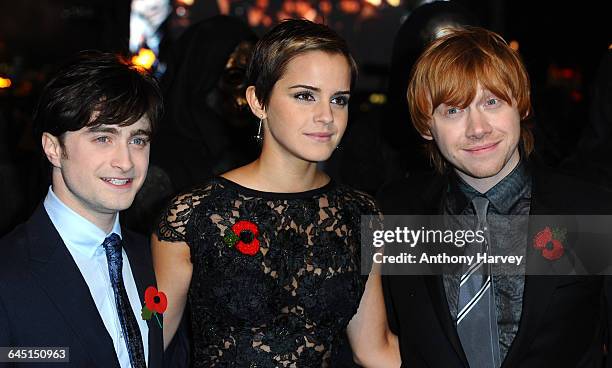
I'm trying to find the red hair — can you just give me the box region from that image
[407,26,534,172]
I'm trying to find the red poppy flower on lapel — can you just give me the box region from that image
[141,286,166,328]
[533,226,566,261]
[542,239,565,260]
[145,286,168,314]
[223,220,260,256]
[533,227,553,250]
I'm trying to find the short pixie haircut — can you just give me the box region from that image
[407,26,534,172]
[246,19,357,108]
[34,51,163,143]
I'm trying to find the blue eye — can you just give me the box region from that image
[447,107,459,115]
[486,98,499,106]
[331,95,349,106]
[95,136,110,143]
[130,137,149,146]
[294,92,315,102]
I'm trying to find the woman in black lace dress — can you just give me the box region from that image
[152,19,386,367]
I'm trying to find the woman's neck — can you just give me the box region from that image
[222,149,329,193]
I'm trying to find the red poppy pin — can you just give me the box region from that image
[533,226,567,260]
[141,286,167,328]
[223,220,260,256]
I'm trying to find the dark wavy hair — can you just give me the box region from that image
[33,50,163,143]
[246,19,357,109]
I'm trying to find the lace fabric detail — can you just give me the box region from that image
[156,178,380,367]
[156,184,213,242]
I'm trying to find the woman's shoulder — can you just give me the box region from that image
[155,178,230,242]
[170,178,227,210]
[333,184,381,215]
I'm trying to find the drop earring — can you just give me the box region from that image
[255,117,263,142]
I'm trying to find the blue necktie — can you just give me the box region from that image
[103,233,146,368]
[457,197,501,367]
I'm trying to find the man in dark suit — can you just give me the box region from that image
[376,27,612,367]
[0,51,164,367]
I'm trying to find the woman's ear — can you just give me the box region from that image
[245,86,266,119]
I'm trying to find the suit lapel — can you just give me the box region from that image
[27,205,119,368]
[425,276,469,366]
[501,168,560,367]
[421,175,470,366]
[122,231,163,368]
[501,276,557,367]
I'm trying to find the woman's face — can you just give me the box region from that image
[262,50,351,163]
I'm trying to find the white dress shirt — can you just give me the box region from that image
[44,187,149,368]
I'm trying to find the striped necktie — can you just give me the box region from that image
[457,196,501,367]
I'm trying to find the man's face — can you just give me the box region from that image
[49,116,151,222]
[424,83,521,181]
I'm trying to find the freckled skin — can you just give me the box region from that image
[424,83,521,188]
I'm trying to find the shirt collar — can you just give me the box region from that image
[447,159,531,215]
[43,186,122,258]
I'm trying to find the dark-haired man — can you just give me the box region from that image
[0,52,164,368]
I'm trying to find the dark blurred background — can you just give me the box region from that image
[0,0,610,236]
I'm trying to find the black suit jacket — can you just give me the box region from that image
[0,204,164,368]
[378,163,612,368]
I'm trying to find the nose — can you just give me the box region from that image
[314,100,334,126]
[465,108,492,140]
[110,142,134,172]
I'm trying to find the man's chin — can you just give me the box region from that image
[99,198,138,213]
[459,164,504,180]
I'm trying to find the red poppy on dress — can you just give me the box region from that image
[145,286,168,314]
[223,220,261,256]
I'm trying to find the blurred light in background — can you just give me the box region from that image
[387,0,401,6]
[509,40,519,51]
[319,1,332,14]
[131,48,156,70]
[0,77,11,89]
[339,0,361,14]
[369,93,387,104]
[365,0,382,6]
[570,90,582,102]
[549,65,577,80]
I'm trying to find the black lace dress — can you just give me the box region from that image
[156,177,380,367]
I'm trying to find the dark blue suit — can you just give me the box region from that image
[0,205,164,368]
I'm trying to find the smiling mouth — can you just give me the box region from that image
[464,141,500,153]
[102,178,133,186]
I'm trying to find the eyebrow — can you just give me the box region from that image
[129,128,152,138]
[86,126,119,134]
[288,84,350,95]
[86,126,152,137]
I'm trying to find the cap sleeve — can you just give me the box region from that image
[155,186,211,243]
